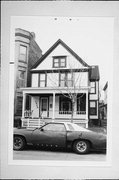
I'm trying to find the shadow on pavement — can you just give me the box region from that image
[23,144,106,155]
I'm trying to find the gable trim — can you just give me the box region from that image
[31,39,90,69]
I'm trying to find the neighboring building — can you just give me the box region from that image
[99,82,108,127]
[14,28,42,126]
[21,39,100,128]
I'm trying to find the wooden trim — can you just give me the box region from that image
[31,68,89,73]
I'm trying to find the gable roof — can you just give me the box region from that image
[31,39,90,69]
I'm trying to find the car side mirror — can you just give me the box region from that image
[41,128,44,131]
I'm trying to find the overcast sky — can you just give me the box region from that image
[11,16,114,90]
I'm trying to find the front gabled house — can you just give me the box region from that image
[21,39,100,128]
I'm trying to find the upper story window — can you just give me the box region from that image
[17,70,26,88]
[59,72,73,87]
[90,81,96,94]
[39,73,46,87]
[19,45,27,62]
[53,56,66,68]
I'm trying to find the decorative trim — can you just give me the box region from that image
[15,33,31,40]
[15,40,29,45]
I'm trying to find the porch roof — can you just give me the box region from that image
[21,86,90,94]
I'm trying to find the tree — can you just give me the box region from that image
[48,65,86,123]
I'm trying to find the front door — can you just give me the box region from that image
[40,97,48,118]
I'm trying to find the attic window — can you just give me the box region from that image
[53,56,66,68]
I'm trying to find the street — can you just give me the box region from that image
[13,145,106,161]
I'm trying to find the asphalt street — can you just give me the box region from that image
[13,145,106,161]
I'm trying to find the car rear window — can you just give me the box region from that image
[67,124,75,131]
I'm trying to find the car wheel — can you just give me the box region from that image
[73,140,90,154]
[13,136,26,151]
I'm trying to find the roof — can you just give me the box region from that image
[103,82,108,90]
[89,65,100,81]
[31,39,90,69]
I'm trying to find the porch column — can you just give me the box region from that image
[52,92,55,122]
[86,91,88,128]
[22,92,26,118]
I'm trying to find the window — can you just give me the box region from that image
[32,73,38,87]
[59,72,73,87]
[90,82,96,94]
[59,96,72,114]
[67,124,75,131]
[90,101,97,115]
[66,73,73,87]
[19,45,27,61]
[60,73,66,87]
[39,73,46,87]
[43,123,65,132]
[77,94,86,114]
[53,56,66,68]
[17,70,26,88]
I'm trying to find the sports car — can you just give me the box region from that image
[13,122,106,154]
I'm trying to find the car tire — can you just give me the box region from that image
[13,136,26,151]
[73,140,90,154]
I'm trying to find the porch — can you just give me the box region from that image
[21,87,89,128]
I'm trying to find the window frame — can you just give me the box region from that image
[59,72,73,87]
[89,100,97,115]
[19,45,27,62]
[53,56,66,68]
[59,96,72,114]
[77,94,86,114]
[42,123,66,132]
[90,81,96,94]
[38,73,47,87]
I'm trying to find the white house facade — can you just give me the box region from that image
[21,39,100,128]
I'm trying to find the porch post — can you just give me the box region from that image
[86,91,88,128]
[52,92,55,122]
[22,92,26,118]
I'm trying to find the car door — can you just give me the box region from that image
[31,123,67,147]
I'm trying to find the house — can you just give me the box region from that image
[21,39,100,128]
[99,82,108,127]
[14,28,42,127]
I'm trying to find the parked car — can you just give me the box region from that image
[13,122,106,154]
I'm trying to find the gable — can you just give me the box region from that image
[31,39,89,71]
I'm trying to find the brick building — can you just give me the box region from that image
[14,28,42,126]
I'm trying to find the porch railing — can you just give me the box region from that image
[59,110,86,114]
[24,110,86,118]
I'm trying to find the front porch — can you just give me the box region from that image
[21,87,89,128]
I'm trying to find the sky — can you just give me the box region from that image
[11,16,114,92]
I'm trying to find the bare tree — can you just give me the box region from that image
[48,65,86,123]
